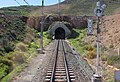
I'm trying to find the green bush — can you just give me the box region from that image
[107,55,120,65]
[101,55,107,61]
[29,42,39,49]
[43,32,51,39]
[4,51,27,66]
[0,56,14,75]
[0,57,13,68]
[0,51,4,56]
[4,43,15,53]
[68,29,88,56]
[0,63,9,80]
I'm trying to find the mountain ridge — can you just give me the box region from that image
[0,0,119,16]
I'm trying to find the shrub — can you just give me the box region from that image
[24,33,34,43]
[5,51,27,66]
[101,55,107,61]
[29,42,39,49]
[15,43,27,52]
[0,63,9,79]
[0,51,3,56]
[84,45,95,51]
[86,51,96,59]
[114,64,120,69]
[109,44,114,48]
[12,51,27,65]
[107,55,120,65]
[4,43,15,53]
[43,32,51,39]
[0,56,13,73]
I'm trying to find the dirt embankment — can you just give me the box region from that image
[101,14,120,49]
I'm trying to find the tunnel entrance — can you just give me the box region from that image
[55,27,65,39]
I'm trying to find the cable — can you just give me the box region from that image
[14,0,21,5]
[23,0,30,5]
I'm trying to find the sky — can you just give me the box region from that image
[0,0,65,8]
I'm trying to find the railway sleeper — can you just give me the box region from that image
[55,71,66,73]
[54,79,67,82]
[45,40,76,82]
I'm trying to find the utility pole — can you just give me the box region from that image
[92,1,106,82]
[42,0,44,15]
[58,0,61,17]
[40,0,44,54]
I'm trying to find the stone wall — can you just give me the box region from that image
[27,15,91,31]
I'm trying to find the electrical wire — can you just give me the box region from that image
[23,0,30,5]
[14,0,21,5]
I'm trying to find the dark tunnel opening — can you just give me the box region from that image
[55,27,65,39]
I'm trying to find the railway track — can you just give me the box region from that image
[45,40,75,82]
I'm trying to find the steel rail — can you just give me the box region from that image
[46,40,75,82]
[62,40,71,82]
[50,40,59,82]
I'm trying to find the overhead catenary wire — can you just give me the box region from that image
[14,0,21,5]
[23,0,30,5]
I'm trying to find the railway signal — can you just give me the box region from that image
[94,1,106,17]
[87,19,93,35]
[92,1,106,82]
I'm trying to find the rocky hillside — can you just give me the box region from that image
[1,0,119,16]
[0,13,42,81]
[30,0,120,16]
[0,13,28,54]
[101,14,120,49]
[0,6,40,16]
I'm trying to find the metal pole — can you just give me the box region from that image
[99,42,102,76]
[96,17,100,76]
[40,0,44,54]
[58,0,61,17]
[42,0,44,15]
[92,17,102,82]
[40,21,43,53]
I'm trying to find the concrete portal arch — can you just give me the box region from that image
[48,22,71,39]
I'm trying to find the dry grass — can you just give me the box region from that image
[101,14,120,49]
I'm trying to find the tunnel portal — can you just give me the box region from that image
[48,22,71,39]
[55,27,65,39]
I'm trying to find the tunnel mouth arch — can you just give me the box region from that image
[55,27,65,39]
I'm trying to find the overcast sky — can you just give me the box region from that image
[0,0,65,8]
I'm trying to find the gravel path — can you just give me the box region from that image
[11,41,55,82]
